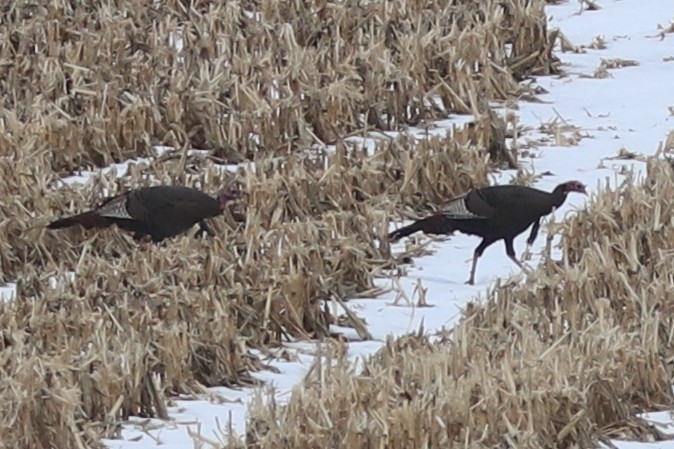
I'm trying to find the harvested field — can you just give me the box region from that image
[243,156,674,448]
[1,0,556,445]
[2,0,669,448]
[2,130,495,447]
[0,0,551,171]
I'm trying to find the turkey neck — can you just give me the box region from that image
[549,183,570,209]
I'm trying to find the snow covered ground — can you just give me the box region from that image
[16,0,671,447]
[0,283,15,303]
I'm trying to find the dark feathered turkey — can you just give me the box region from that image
[47,184,242,242]
[388,180,587,285]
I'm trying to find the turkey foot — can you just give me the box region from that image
[136,234,154,251]
[465,255,531,285]
[508,254,532,274]
[521,244,533,262]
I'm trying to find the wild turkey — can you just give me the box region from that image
[388,180,587,285]
[47,184,242,242]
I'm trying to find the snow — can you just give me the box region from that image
[0,0,668,447]
[104,352,315,447]
[0,283,16,303]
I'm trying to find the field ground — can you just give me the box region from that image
[105,1,674,448]
[1,0,674,448]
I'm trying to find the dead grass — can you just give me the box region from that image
[0,0,565,447]
[0,0,557,173]
[0,128,494,447]
[242,156,674,448]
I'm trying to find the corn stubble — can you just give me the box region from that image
[0,0,564,447]
[1,130,493,448]
[0,0,554,171]
[244,157,674,449]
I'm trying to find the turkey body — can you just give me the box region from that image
[47,185,240,242]
[388,181,587,285]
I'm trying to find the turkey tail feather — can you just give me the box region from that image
[46,217,79,229]
[388,221,424,242]
[388,215,454,242]
[47,211,109,230]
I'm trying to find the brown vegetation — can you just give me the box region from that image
[244,157,674,448]
[0,0,564,447]
[2,131,491,448]
[0,0,556,172]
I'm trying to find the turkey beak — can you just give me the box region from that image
[230,188,243,201]
[580,185,588,195]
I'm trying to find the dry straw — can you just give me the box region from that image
[0,0,556,171]
[243,157,674,448]
[1,128,492,447]
[0,0,561,447]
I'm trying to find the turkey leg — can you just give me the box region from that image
[197,221,215,238]
[467,256,480,285]
[135,234,154,251]
[466,237,497,285]
[508,254,532,273]
[504,239,532,274]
